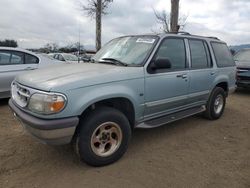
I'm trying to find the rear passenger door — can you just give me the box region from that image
[0,50,38,97]
[187,39,214,106]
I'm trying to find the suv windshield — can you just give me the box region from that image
[64,54,78,61]
[92,36,158,66]
[234,50,250,62]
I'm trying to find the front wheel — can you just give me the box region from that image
[204,87,226,120]
[76,106,131,166]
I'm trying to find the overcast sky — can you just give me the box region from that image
[0,0,250,49]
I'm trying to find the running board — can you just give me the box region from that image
[136,105,206,129]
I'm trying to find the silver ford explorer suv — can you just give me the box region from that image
[9,33,236,166]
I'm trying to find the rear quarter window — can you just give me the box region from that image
[25,54,39,64]
[211,42,235,67]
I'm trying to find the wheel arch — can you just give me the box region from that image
[78,96,136,129]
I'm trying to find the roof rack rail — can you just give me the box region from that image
[207,36,220,40]
[165,32,220,40]
[168,31,191,35]
[178,31,191,35]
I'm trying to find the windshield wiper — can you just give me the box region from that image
[99,58,128,66]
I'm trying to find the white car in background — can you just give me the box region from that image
[53,53,80,63]
[0,47,61,99]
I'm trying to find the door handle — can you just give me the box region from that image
[210,72,215,75]
[176,74,187,79]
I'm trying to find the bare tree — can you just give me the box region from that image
[153,8,187,33]
[44,43,59,53]
[80,0,113,51]
[153,9,171,33]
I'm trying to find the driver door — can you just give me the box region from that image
[144,38,189,119]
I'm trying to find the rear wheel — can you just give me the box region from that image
[76,106,131,166]
[204,87,226,120]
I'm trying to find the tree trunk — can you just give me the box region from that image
[96,0,102,51]
[170,0,179,33]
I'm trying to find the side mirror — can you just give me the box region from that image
[151,58,172,70]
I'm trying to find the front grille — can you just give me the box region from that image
[237,68,250,73]
[238,76,250,81]
[11,82,31,107]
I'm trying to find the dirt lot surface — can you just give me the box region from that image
[0,90,250,188]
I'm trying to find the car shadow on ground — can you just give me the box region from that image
[235,87,250,96]
[41,115,204,169]
[0,98,9,106]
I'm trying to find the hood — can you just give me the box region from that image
[236,60,250,69]
[15,63,144,91]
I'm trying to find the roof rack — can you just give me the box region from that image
[164,32,220,40]
[177,31,191,35]
[207,36,220,40]
[167,31,191,35]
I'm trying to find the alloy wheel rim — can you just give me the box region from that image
[90,122,122,157]
[214,94,224,114]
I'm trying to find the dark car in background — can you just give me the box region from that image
[234,49,250,88]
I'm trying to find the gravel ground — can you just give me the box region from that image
[0,90,250,188]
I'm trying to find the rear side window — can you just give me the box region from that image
[0,51,11,65]
[211,42,235,67]
[58,55,65,61]
[155,38,186,70]
[189,40,210,69]
[0,51,24,65]
[11,52,24,64]
[25,54,39,64]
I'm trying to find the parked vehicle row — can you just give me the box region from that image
[234,49,250,88]
[49,53,92,63]
[0,47,62,99]
[52,53,80,63]
[9,33,236,167]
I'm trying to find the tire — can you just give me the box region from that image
[204,87,226,120]
[76,106,131,166]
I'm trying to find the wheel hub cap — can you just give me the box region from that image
[214,94,224,114]
[91,122,122,157]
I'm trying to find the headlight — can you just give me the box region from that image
[28,93,66,114]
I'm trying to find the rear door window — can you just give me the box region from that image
[189,40,210,69]
[11,52,24,64]
[0,51,11,65]
[211,42,235,67]
[0,51,24,65]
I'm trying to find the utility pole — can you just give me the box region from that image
[170,0,180,33]
[96,0,102,51]
[78,20,81,63]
